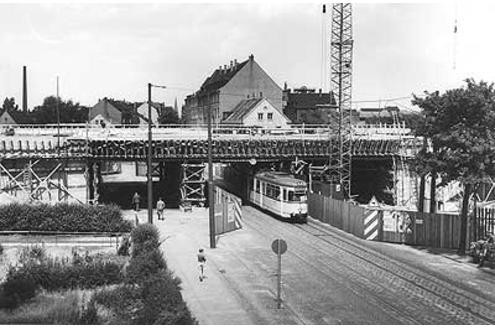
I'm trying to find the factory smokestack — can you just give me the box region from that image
[22,66,27,112]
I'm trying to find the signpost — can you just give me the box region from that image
[271,238,287,309]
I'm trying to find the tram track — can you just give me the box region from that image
[297,220,495,323]
[243,207,423,324]
[243,206,495,324]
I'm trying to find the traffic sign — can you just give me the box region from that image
[271,239,287,255]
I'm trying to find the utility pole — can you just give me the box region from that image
[56,76,60,152]
[147,83,153,224]
[207,93,216,248]
[147,83,167,224]
[56,76,61,201]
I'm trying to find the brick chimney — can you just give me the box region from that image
[22,66,27,112]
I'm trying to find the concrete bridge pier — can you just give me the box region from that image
[392,157,419,210]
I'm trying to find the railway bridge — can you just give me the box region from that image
[0,124,422,207]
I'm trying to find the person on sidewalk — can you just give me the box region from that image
[132,192,141,212]
[197,248,207,282]
[156,197,165,221]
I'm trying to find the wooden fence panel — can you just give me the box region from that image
[406,211,460,249]
[308,192,369,240]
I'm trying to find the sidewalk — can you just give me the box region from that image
[123,208,260,324]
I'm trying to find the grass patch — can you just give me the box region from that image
[0,289,89,324]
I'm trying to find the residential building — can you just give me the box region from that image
[282,86,337,124]
[183,54,283,124]
[0,110,17,125]
[222,98,290,128]
[88,98,162,126]
[135,102,161,125]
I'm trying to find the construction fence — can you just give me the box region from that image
[308,192,465,249]
[214,186,242,235]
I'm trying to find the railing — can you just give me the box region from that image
[1,122,413,139]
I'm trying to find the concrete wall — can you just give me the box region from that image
[219,58,282,123]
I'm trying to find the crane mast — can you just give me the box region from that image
[329,3,353,198]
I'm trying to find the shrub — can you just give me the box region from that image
[0,203,131,233]
[87,223,196,324]
[92,284,143,324]
[0,289,86,324]
[92,273,195,325]
[130,224,160,257]
[79,299,98,324]
[0,248,126,309]
[125,249,167,284]
[0,270,37,309]
[117,236,130,256]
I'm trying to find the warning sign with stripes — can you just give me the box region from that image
[363,209,381,241]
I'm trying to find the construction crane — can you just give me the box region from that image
[309,3,353,199]
[328,3,354,198]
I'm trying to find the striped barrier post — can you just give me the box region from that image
[363,208,381,241]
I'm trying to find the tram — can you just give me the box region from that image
[249,171,308,222]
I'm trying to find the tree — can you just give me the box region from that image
[158,106,179,124]
[31,96,88,123]
[412,79,495,254]
[2,97,19,112]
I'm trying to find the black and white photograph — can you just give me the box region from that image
[0,0,493,324]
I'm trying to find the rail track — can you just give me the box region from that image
[243,206,495,324]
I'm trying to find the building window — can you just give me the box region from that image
[267,113,273,120]
[258,113,263,120]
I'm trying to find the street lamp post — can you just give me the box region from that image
[147,83,166,225]
[207,94,215,248]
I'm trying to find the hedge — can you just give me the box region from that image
[0,203,132,232]
[91,224,197,324]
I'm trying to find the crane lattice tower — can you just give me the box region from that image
[329,3,353,198]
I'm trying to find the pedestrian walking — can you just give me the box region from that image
[197,248,207,282]
[156,197,165,220]
[132,192,141,212]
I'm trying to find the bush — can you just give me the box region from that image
[117,236,130,256]
[92,272,195,325]
[130,224,160,257]
[0,289,88,324]
[87,223,196,324]
[125,249,167,284]
[79,299,98,324]
[0,270,37,309]
[0,248,126,309]
[0,203,131,233]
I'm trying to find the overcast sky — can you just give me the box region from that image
[0,1,494,112]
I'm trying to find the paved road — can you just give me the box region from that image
[220,206,495,324]
[150,207,495,325]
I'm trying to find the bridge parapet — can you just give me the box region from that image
[2,123,414,139]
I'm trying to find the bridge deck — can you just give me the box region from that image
[0,125,422,161]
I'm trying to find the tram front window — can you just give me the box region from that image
[288,191,307,202]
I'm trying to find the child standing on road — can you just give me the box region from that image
[156,198,165,220]
[197,248,206,282]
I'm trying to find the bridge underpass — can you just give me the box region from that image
[0,125,422,208]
